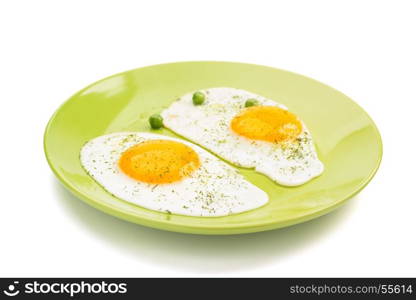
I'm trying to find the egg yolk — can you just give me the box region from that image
[230,106,302,143]
[119,140,200,184]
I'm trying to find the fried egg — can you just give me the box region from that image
[80,132,268,217]
[161,87,324,186]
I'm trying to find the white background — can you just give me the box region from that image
[1,0,415,277]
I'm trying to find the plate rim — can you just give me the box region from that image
[44,60,383,235]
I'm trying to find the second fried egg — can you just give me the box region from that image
[162,87,324,186]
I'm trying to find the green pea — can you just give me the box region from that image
[192,91,205,105]
[245,98,259,107]
[149,114,163,129]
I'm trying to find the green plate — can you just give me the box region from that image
[44,61,382,235]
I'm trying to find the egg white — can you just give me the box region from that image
[161,87,324,186]
[80,132,268,217]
